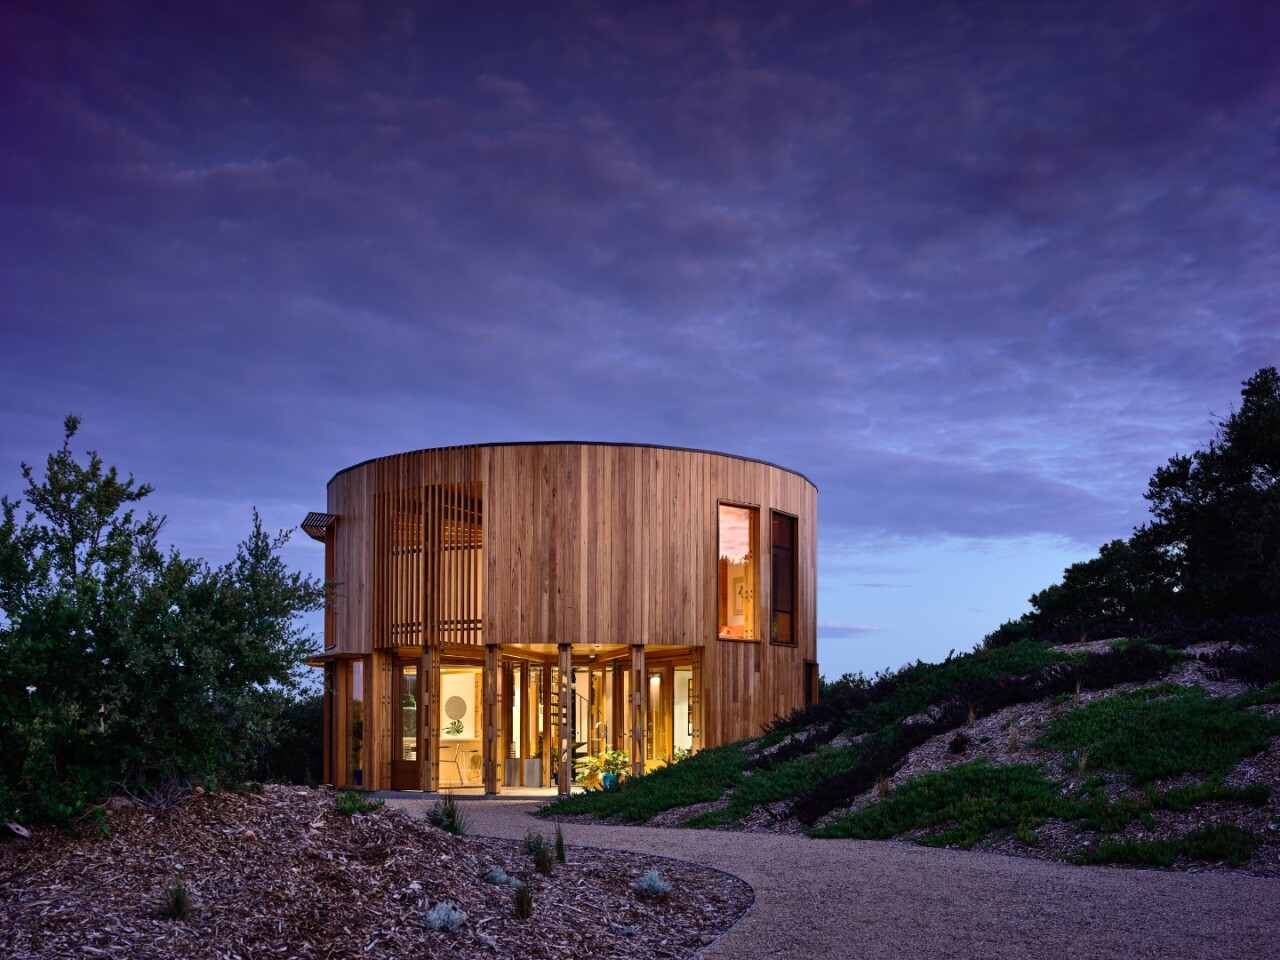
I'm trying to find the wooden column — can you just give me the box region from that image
[540,663,553,787]
[630,644,646,778]
[519,660,533,785]
[610,662,626,752]
[690,654,703,752]
[418,645,438,792]
[501,658,514,789]
[656,665,671,762]
[322,664,333,786]
[483,644,499,794]
[376,655,391,790]
[558,643,572,795]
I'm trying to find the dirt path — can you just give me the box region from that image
[387,797,1280,959]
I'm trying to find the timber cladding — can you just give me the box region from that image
[323,441,817,746]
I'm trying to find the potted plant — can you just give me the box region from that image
[600,749,629,789]
[581,753,604,788]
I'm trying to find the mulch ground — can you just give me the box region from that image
[0,785,752,960]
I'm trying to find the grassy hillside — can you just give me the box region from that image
[542,618,1280,873]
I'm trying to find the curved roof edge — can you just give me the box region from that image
[327,441,817,491]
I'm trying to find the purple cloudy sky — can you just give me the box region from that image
[3,0,1278,678]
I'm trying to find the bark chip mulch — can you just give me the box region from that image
[0,785,752,959]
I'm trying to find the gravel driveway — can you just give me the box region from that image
[391,797,1280,960]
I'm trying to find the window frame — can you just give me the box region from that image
[769,510,799,646]
[715,499,760,642]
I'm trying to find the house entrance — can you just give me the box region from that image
[437,666,482,787]
[390,661,419,790]
[388,657,484,791]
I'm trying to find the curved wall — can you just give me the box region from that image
[324,442,818,748]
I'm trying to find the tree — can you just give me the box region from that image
[0,416,323,823]
[991,367,1280,641]
[1025,535,1176,631]
[1142,366,1280,619]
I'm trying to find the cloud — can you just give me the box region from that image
[1,0,1276,659]
[818,622,884,639]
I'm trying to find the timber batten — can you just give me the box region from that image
[309,442,817,793]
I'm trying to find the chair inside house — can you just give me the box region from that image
[443,743,464,786]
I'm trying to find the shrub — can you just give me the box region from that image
[336,791,384,816]
[482,867,508,885]
[1200,614,1280,686]
[524,830,553,875]
[251,691,323,786]
[1074,825,1258,869]
[554,821,566,863]
[0,417,324,826]
[160,880,191,921]
[982,618,1037,649]
[513,882,534,920]
[633,869,671,897]
[426,794,468,835]
[542,740,749,824]
[812,761,1060,848]
[423,901,467,932]
[1037,685,1276,783]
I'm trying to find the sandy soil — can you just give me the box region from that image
[387,796,1280,960]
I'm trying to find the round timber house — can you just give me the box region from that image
[303,442,818,794]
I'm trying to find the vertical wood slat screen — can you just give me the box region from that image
[373,448,483,649]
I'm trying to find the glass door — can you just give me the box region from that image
[390,661,419,790]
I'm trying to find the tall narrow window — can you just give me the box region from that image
[771,512,797,644]
[718,503,758,640]
[323,537,336,649]
[347,660,364,787]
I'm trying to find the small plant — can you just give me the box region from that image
[521,829,546,854]
[1075,746,1092,778]
[423,901,467,932]
[533,842,553,876]
[554,821,566,863]
[337,791,385,816]
[875,773,891,799]
[514,880,534,920]
[444,719,464,736]
[524,829,553,876]
[426,793,468,835]
[948,732,971,754]
[482,866,508,885]
[633,869,671,897]
[1007,725,1020,752]
[160,879,191,921]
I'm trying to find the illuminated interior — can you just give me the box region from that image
[718,503,758,639]
[437,666,482,786]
